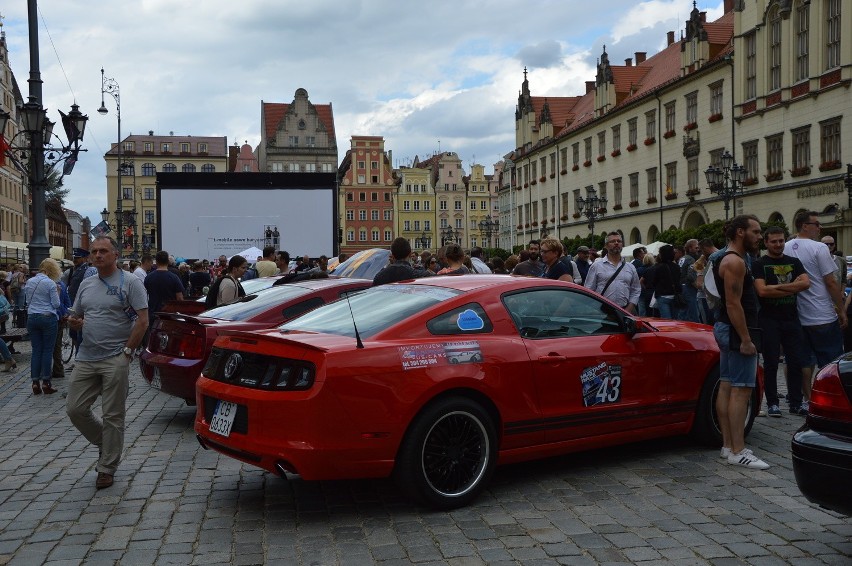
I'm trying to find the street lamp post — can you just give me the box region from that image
[478,216,499,248]
[704,150,746,220]
[576,187,608,247]
[99,68,124,254]
[0,0,87,269]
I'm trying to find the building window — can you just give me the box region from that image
[687,158,699,192]
[359,192,366,202]
[597,182,607,204]
[123,141,135,152]
[359,210,367,221]
[371,192,378,202]
[161,143,171,153]
[123,187,133,200]
[414,220,421,231]
[322,163,333,172]
[289,136,299,147]
[685,92,697,125]
[404,220,411,231]
[709,82,723,116]
[440,200,447,210]
[359,230,367,242]
[384,210,392,221]
[403,200,410,211]
[645,110,656,140]
[560,147,568,170]
[629,173,639,203]
[768,7,782,92]
[144,188,155,200]
[182,163,196,173]
[454,219,462,229]
[357,174,365,184]
[201,164,215,173]
[347,230,354,242]
[346,210,354,221]
[371,210,379,221]
[144,142,153,153]
[440,219,448,229]
[481,201,487,210]
[628,118,637,146]
[305,163,316,172]
[766,134,784,175]
[384,193,391,202]
[665,163,677,195]
[371,161,378,169]
[372,230,380,242]
[742,141,758,181]
[826,0,841,69]
[549,152,556,175]
[162,163,176,173]
[141,163,156,176]
[572,189,581,213]
[664,101,676,133]
[820,118,842,164]
[289,163,299,172]
[424,220,431,230]
[198,143,208,153]
[597,131,606,157]
[413,201,420,211]
[796,3,810,81]
[346,192,353,202]
[470,201,476,210]
[572,143,580,167]
[424,201,431,211]
[745,32,757,99]
[612,125,621,152]
[384,230,392,241]
[180,142,190,153]
[145,210,155,224]
[583,137,592,162]
[305,136,316,147]
[613,177,622,207]
[454,201,462,211]
[646,168,657,199]
[792,127,810,170]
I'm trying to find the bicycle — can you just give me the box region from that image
[60,324,80,364]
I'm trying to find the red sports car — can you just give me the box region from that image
[194,276,760,509]
[140,277,371,404]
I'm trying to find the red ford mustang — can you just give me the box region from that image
[194,276,760,508]
[141,277,370,404]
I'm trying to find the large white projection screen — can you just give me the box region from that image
[159,188,334,260]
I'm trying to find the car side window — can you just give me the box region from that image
[427,303,493,335]
[282,297,325,321]
[502,288,624,339]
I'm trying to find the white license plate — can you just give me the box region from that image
[209,400,238,437]
[150,367,161,389]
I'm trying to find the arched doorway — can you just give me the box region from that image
[647,225,659,242]
[630,227,642,244]
[768,211,784,224]
[683,210,705,230]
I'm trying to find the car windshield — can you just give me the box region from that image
[194,277,278,303]
[279,284,461,338]
[201,284,312,321]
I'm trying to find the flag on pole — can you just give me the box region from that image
[90,220,111,239]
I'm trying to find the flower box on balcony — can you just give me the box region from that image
[683,122,697,132]
[765,172,783,182]
[665,192,678,201]
[742,177,758,186]
[541,220,548,226]
[646,197,658,204]
[663,130,676,139]
[532,221,539,227]
[611,149,621,157]
[583,160,592,168]
[819,160,842,172]
[685,188,701,197]
[708,113,723,123]
[626,143,638,152]
[530,180,537,185]
[561,169,568,175]
[597,208,607,214]
[613,204,623,210]
[597,155,606,163]
[572,213,581,219]
[525,223,530,228]
[790,166,811,177]
[560,215,569,221]
[550,218,555,223]
[539,176,546,182]
[523,183,529,188]
[628,200,639,208]
[644,137,656,146]
[516,224,523,229]
[572,165,579,172]
[550,173,556,178]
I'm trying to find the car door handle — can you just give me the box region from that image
[538,354,567,362]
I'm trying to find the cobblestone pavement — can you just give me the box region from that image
[0,340,849,566]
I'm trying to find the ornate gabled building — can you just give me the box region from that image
[258,88,337,174]
[504,0,851,251]
[338,136,396,255]
[395,165,436,252]
[0,27,28,247]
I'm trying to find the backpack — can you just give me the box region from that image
[703,257,724,311]
[204,276,225,309]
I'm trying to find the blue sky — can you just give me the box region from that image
[1,1,723,227]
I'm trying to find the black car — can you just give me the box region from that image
[791,353,852,516]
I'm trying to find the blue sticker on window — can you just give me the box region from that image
[457,309,485,331]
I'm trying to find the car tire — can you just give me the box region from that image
[394,396,497,510]
[691,365,759,445]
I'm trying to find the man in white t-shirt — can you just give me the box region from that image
[784,210,847,409]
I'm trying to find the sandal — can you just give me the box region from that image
[32,382,42,395]
[41,382,57,395]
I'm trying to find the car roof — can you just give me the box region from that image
[402,274,579,293]
[282,276,370,290]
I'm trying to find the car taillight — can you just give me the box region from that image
[203,347,315,390]
[153,330,205,359]
[809,363,852,422]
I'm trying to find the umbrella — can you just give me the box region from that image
[330,248,390,280]
[621,241,667,258]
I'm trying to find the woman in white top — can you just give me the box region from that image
[216,255,248,306]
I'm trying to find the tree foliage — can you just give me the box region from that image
[44,166,69,205]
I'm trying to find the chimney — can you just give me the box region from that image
[625,58,632,67]
[635,52,647,64]
[149,130,154,136]
[667,31,675,45]
[724,0,734,12]
[700,11,706,22]
[586,81,596,93]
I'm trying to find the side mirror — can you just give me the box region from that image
[624,317,638,337]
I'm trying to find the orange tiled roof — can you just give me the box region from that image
[263,101,336,144]
[529,96,582,129]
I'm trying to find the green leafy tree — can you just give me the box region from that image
[43,166,69,206]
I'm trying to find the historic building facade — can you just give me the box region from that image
[258,88,337,175]
[104,132,228,256]
[0,29,28,246]
[502,0,851,250]
[339,136,396,255]
[395,165,436,252]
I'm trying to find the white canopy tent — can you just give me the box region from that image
[233,246,264,261]
[621,241,668,258]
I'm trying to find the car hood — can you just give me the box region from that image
[638,317,712,334]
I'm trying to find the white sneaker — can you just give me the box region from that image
[728,448,770,469]
[720,446,731,459]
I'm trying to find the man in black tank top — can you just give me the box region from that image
[712,215,770,470]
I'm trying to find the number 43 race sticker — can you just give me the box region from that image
[580,362,622,407]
